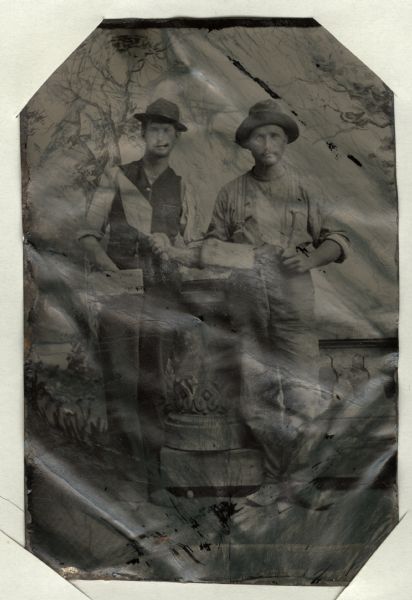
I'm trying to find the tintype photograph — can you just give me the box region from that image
[22,18,398,585]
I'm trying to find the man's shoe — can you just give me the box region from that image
[289,480,335,512]
[245,482,282,507]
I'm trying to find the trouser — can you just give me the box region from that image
[137,286,199,491]
[228,248,326,487]
[97,282,192,490]
[97,292,143,456]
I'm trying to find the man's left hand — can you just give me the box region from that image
[148,233,171,260]
[281,251,312,274]
[282,239,343,273]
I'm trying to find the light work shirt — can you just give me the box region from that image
[207,165,350,262]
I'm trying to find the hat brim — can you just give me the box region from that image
[134,113,187,132]
[235,111,299,146]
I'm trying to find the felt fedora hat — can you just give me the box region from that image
[134,98,187,132]
[235,99,299,146]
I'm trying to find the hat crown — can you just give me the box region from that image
[249,99,283,116]
[134,97,187,131]
[235,99,299,146]
[146,98,180,122]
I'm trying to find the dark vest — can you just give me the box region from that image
[106,160,182,271]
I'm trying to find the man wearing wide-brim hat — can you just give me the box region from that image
[79,98,200,498]
[202,99,350,509]
[80,97,197,271]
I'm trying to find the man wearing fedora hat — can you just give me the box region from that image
[80,98,200,494]
[80,98,198,271]
[202,99,350,508]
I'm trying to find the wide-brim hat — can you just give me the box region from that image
[235,99,299,146]
[134,98,187,132]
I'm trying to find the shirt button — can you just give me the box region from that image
[145,186,151,191]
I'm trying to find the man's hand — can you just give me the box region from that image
[281,247,312,274]
[148,233,171,260]
[281,239,343,274]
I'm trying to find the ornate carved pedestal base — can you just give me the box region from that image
[155,272,263,502]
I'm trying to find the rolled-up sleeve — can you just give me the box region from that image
[78,168,117,241]
[307,185,351,263]
[320,230,351,263]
